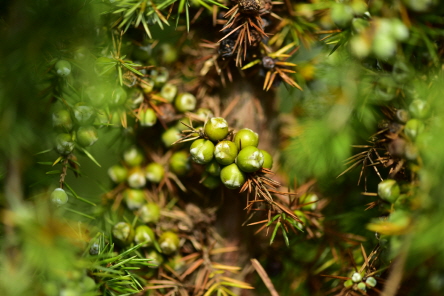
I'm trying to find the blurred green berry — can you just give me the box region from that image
[76,126,98,147]
[112,222,134,245]
[146,250,163,268]
[175,93,196,113]
[351,272,362,283]
[111,87,127,106]
[139,202,161,223]
[151,67,169,87]
[404,119,425,140]
[205,160,221,176]
[123,189,145,210]
[108,164,128,183]
[357,282,366,291]
[55,133,75,155]
[73,103,96,126]
[139,108,157,127]
[162,127,181,147]
[127,167,146,188]
[343,279,353,288]
[123,147,145,167]
[51,188,68,206]
[145,162,164,183]
[366,276,377,287]
[55,60,71,77]
[159,231,180,255]
[260,149,273,169]
[169,150,190,176]
[202,174,221,189]
[378,179,400,203]
[160,83,177,103]
[134,225,155,247]
[300,193,318,211]
[409,99,430,119]
[53,109,73,132]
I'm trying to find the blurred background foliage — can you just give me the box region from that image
[1,0,444,295]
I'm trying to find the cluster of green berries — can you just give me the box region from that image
[343,272,377,292]
[293,193,318,229]
[187,117,273,190]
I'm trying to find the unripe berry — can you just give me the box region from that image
[365,277,377,288]
[111,86,127,106]
[162,127,181,147]
[139,108,157,127]
[202,174,221,189]
[236,146,264,173]
[151,67,169,87]
[139,202,160,223]
[220,163,246,189]
[351,272,362,283]
[160,83,177,103]
[73,103,96,126]
[140,78,155,94]
[145,162,164,183]
[166,254,185,271]
[51,188,68,206]
[357,282,366,291]
[108,165,128,183]
[378,179,400,203]
[196,108,214,120]
[233,128,259,150]
[175,93,196,113]
[260,149,273,169]
[204,117,229,141]
[214,140,238,165]
[404,118,425,140]
[205,160,221,176]
[112,222,134,245]
[190,139,215,164]
[159,231,180,255]
[134,225,155,247]
[299,193,318,211]
[123,147,145,167]
[53,109,73,132]
[169,151,190,176]
[55,60,71,77]
[123,189,145,210]
[85,85,109,107]
[146,250,163,268]
[343,279,353,288]
[127,167,146,188]
[76,126,98,147]
[55,133,75,155]
[94,109,109,128]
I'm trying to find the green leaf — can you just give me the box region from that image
[65,208,95,220]
[270,221,281,245]
[78,146,101,167]
[45,170,61,175]
[34,149,53,155]
[64,182,97,206]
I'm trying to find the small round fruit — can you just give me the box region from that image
[76,126,98,147]
[365,276,377,288]
[108,165,128,183]
[214,140,238,165]
[260,149,273,169]
[139,202,160,223]
[72,103,96,126]
[55,60,72,77]
[138,108,157,127]
[220,163,246,189]
[175,92,196,113]
[190,139,215,164]
[236,146,264,173]
[151,67,169,87]
[123,147,145,167]
[89,243,100,255]
[293,210,307,229]
[85,85,109,107]
[343,279,353,288]
[94,109,109,128]
[161,127,181,147]
[202,174,221,189]
[351,272,362,283]
[53,109,73,132]
[300,193,318,211]
[169,151,190,176]
[55,133,75,155]
[204,117,229,141]
[404,119,425,140]
[140,78,155,94]
[357,282,366,291]
[166,255,185,271]
[196,108,214,120]
[134,225,155,247]
[146,250,163,268]
[205,160,221,176]
[409,99,429,119]
[112,222,134,245]
[159,231,180,255]
[233,128,259,150]
[145,162,164,183]
[123,189,145,210]
[160,83,177,103]
[51,188,68,206]
[111,86,127,106]
[127,167,146,188]
[378,179,400,203]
